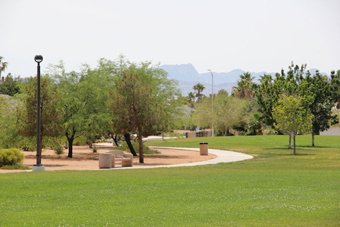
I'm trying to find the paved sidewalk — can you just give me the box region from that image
[111,147,253,169]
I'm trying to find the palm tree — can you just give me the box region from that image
[232,72,254,99]
[0,56,8,78]
[187,92,195,107]
[193,83,205,101]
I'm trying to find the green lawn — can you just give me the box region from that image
[0,135,339,226]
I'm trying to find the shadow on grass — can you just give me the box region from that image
[262,148,316,156]
[297,146,332,148]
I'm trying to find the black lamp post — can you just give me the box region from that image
[33,55,44,171]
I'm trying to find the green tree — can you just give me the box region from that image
[256,62,309,148]
[302,71,339,146]
[0,56,8,78]
[50,61,114,158]
[0,74,20,96]
[0,95,22,148]
[331,70,340,101]
[108,62,180,163]
[16,77,63,154]
[217,89,228,96]
[187,92,195,108]
[254,73,277,127]
[232,72,255,99]
[193,92,246,136]
[193,83,205,102]
[272,95,313,155]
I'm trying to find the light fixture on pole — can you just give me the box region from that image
[208,69,214,137]
[33,55,45,172]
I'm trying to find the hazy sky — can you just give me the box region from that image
[1,0,339,77]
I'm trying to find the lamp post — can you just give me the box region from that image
[208,69,214,137]
[33,55,45,171]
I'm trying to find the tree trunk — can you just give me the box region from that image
[66,130,75,158]
[293,134,296,155]
[112,134,119,147]
[124,133,137,156]
[312,132,315,147]
[288,134,292,149]
[39,132,43,160]
[137,127,144,163]
[67,137,73,158]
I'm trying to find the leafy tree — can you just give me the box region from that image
[0,56,8,77]
[108,62,180,163]
[255,62,309,148]
[217,89,228,96]
[272,95,313,155]
[330,70,340,112]
[0,74,20,96]
[193,92,246,136]
[301,71,339,146]
[50,61,114,158]
[16,77,63,154]
[193,83,205,102]
[0,95,22,148]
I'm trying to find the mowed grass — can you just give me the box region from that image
[0,135,339,226]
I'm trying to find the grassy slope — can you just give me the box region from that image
[0,135,339,226]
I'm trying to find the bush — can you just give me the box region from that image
[0,148,25,166]
[54,142,64,155]
[21,137,36,151]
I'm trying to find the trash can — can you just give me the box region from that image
[99,153,112,169]
[199,142,208,155]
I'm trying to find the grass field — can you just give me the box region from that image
[0,135,339,226]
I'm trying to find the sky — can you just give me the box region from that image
[1,0,339,78]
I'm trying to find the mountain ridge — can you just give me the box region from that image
[160,63,325,95]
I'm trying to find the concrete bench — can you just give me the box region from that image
[106,150,133,167]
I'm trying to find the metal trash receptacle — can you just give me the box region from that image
[199,142,208,155]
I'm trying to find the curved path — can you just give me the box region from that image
[113,147,253,169]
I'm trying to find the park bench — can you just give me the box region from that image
[106,150,133,167]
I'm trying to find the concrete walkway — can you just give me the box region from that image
[112,147,253,169]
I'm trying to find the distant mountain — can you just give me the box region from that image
[160,64,200,82]
[160,64,329,96]
[160,64,276,95]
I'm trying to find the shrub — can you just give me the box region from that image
[0,148,25,166]
[21,137,36,151]
[54,142,64,155]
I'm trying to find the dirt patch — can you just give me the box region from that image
[0,145,216,173]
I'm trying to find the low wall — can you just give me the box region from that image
[320,126,340,136]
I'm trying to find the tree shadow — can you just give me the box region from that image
[262,147,316,156]
[297,146,331,148]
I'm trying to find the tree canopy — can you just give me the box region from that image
[193,92,247,136]
[16,77,63,154]
[193,83,205,102]
[273,95,313,154]
[49,60,115,158]
[107,61,181,163]
[232,72,255,99]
